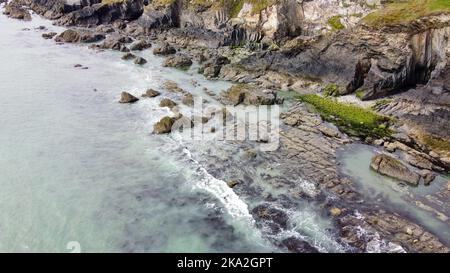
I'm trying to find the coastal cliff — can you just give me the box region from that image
[2,0,450,253]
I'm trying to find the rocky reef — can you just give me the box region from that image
[4,0,450,253]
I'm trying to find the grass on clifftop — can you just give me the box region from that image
[299,94,392,138]
[363,0,450,28]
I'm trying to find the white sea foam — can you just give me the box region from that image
[285,208,346,253]
[181,145,256,222]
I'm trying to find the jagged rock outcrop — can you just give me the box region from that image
[138,0,179,30]
[90,33,132,51]
[56,0,144,26]
[221,84,281,106]
[3,1,32,20]
[15,0,100,19]
[55,29,105,42]
[162,54,192,68]
[240,13,450,100]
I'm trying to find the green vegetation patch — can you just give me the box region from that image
[355,89,366,100]
[417,133,450,154]
[323,83,341,97]
[363,0,450,28]
[298,94,392,138]
[327,15,345,31]
[371,99,392,110]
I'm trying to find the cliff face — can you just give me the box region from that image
[14,0,450,102]
[136,0,379,42]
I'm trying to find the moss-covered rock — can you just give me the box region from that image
[154,116,176,134]
[298,94,392,138]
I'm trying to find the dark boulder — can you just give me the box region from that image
[252,203,289,233]
[42,32,57,39]
[129,39,151,51]
[3,2,32,21]
[163,54,193,69]
[54,29,105,43]
[153,43,176,56]
[137,0,179,30]
[153,116,175,134]
[119,92,139,103]
[134,56,147,65]
[56,0,144,26]
[121,52,136,60]
[159,98,177,109]
[202,55,230,78]
[281,237,319,253]
[142,89,160,98]
[94,34,132,51]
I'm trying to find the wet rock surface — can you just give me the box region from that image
[153,43,176,56]
[55,29,105,43]
[134,56,147,65]
[42,32,56,39]
[92,34,132,51]
[163,54,192,69]
[4,2,31,21]
[370,154,421,186]
[153,116,175,135]
[221,84,280,106]
[129,39,151,51]
[119,92,139,104]
[141,89,160,98]
[159,98,177,109]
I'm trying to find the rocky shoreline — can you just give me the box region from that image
[2,0,449,252]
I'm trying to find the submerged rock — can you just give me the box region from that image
[163,54,193,69]
[134,57,147,65]
[121,52,136,60]
[119,92,139,104]
[4,3,32,21]
[42,32,57,39]
[226,180,240,188]
[54,29,105,43]
[281,237,319,253]
[370,154,420,186]
[421,170,436,186]
[142,89,160,98]
[252,204,289,233]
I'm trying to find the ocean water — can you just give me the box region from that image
[339,144,450,247]
[0,12,275,253]
[0,9,349,253]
